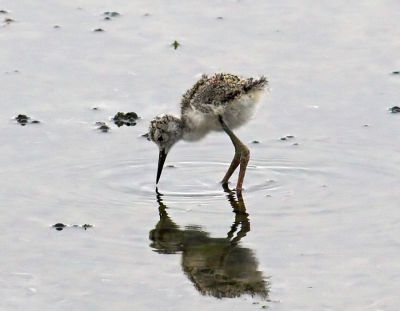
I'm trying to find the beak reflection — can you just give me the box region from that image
[156,148,167,184]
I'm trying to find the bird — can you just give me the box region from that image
[147,73,268,192]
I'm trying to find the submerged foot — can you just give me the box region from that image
[221,181,230,192]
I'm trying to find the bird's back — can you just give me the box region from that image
[180,74,267,141]
[181,73,267,115]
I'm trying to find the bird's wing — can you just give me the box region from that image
[181,74,267,114]
[180,74,209,114]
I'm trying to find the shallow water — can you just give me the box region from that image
[1,0,399,310]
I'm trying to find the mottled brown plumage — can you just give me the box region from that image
[148,73,268,191]
[181,73,267,114]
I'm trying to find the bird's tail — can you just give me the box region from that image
[244,76,268,92]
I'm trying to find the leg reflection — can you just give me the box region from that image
[149,188,269,299]
[223,184,250,246]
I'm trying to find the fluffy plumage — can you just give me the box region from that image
[147,73,268,188]
[148,73,267,147]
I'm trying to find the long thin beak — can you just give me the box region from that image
[156,149,167,184]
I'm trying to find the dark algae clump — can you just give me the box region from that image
[103,11,120,20]
[112,111,139,127]
[280,135,295,141]
[15,114,29,125]
[14,114,40,126]
[103,11,120,17]
[389,106,400,113]
[172,40,180,49]
[52,223,93,231]
[53,223,66,231]
[95,121,110,132]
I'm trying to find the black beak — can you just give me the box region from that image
[156,149,167,184]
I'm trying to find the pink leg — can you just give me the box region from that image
[218,116,251,193]
[236,147,250,193]
[221,152,240,185]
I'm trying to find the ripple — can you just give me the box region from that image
[97,157,330,204]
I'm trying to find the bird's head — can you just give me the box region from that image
[147,114,183,184]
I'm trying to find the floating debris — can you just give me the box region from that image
[392,71,399,75]
[4,17,14,23]
[252,140,260,144]
[389,106,400,113]
[143,13,151,17]
[103,11,120,21]
[14,114,40,126]
[112,111,139,127]
[93,28,104,32]
[5,70,19,74]
[98,124,110,132]
[53,25,60,29]
[53,223,66,231]
[52,223,93,231]
[280,135,295,141]
[0,10,9,14]
[104,11,120,17]
[172,40,180,50]
[95,121,110,132]
[15,114,29,125]
[166,165,176,168]
[216,16,224,20]
[91,107,99,111]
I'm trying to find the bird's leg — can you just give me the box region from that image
[218,116,250,193]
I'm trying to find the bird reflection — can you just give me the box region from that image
[149,186,269,299]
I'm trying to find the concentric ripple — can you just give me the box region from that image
[96,154,331,205]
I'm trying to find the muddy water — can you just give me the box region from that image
[1,0,399,310]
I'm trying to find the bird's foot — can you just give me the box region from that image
[221,180,230,191]
[235,186,243,195]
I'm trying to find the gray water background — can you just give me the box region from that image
[0,0,399,310]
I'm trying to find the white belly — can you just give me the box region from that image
[182,90,264,141]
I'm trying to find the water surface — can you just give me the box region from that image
[0,0,399,310]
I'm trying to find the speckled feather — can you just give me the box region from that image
[148,114,183,152]
[148,73,267,150]
[181,73,267,114]
[148,73,268,188]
